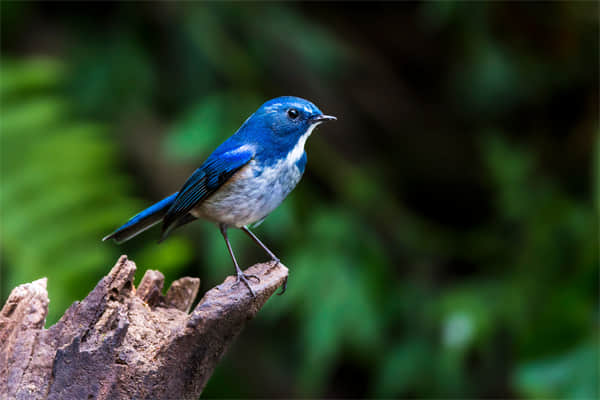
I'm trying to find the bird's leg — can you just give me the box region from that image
[241,226,280,263]
[241,226,287,295]
[219,224,259,297]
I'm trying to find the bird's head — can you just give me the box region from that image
[244,96,336,151]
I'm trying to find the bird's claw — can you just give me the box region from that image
[277,276,288,295]
[232,272,260,297]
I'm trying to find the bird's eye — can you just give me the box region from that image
[287,108,300,120]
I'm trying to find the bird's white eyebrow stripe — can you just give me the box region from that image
[263,104,281,113]
[263,102,315,114]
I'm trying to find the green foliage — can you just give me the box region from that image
[481,137,598,399]
[263,207,387,394]
[166,92,262,161]
[0,59,192,324]
[515,339,598,399]
[67,36,155,119]
[482,136,596,356]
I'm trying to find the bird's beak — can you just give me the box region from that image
[311,114,337,123]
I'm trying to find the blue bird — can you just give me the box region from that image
[103,96,336,296]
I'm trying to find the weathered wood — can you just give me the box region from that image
[0,255,288,400]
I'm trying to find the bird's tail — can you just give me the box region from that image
[102,192,179,244]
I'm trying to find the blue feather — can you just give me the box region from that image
[161,144,255,239]
[103,192,179,244]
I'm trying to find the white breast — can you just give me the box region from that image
[191,122,320,227]
[191,158,303,227]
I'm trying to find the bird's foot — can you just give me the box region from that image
[233,272,260,297]
[268,257,284,294]
[277,276,288,296]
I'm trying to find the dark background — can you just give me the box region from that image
[1,2,598,398]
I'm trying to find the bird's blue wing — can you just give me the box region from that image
[161,144,254,239]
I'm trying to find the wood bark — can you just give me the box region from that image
[0,255,288,400]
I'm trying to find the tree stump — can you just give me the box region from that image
[0,255,288,400]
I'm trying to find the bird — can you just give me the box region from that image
[103,96,336,296]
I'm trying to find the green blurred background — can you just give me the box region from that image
[1,2,598,398]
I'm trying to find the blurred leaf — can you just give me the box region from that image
[67,35,155,118]
[135,236,193,274]
[0,59,64,99]
[260,208,388,396]
[164,92,261,160]
[514,340,599,399]
[249,6,353,77]
[372,339,430,397]
[438,282,500,351]
[182,6,260,85]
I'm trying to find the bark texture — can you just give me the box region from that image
[0,255,288,400]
